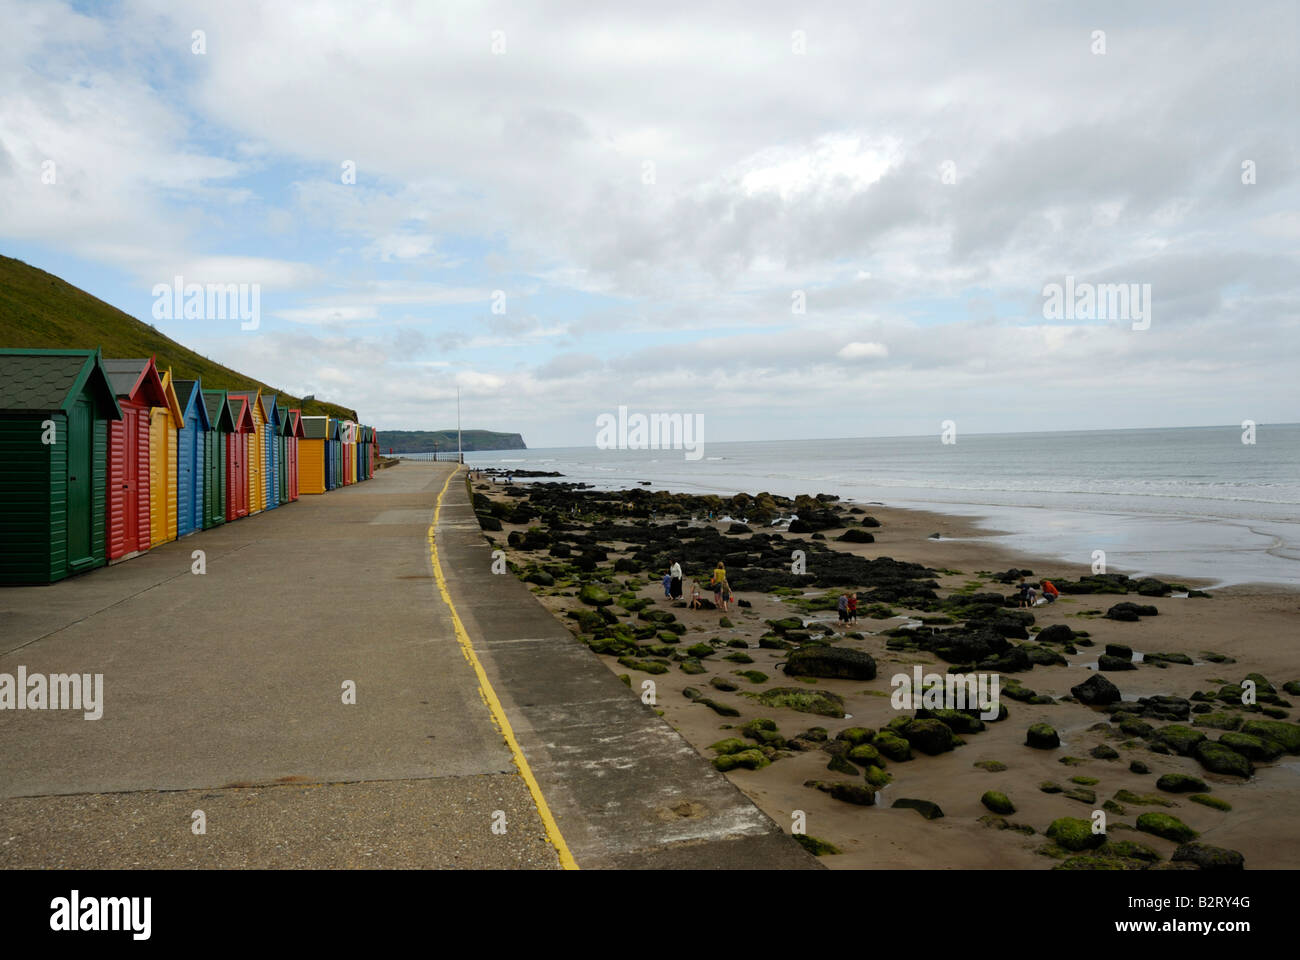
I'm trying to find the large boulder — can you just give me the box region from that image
[1154,725,1206,756]
[897,718,955,756]
[1239,719,1300,754]
[783,646,877,681]
[578,584,613,606]
[1036,624,1076,645]
[1071,673,1121,706]
[1137,813,1198,843]
[1098,655,1137,672]
[1046,817,1105,852]
[1026,723,1060,749]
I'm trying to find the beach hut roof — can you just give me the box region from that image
[201,390,236,433]
[0,348,122,419]
[102,356,169,408]
[156,368,186,427]
[225,392,256,433]
[260,393,280,428]
[300,415,328,439]
[173,379,212,432]
[288,409,305,438]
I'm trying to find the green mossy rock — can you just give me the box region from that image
[723,652,755,663]
[1192,711,1242,731]
[1217,731,1283,762]
[1190,794,1232,811]
[805,780,876,805]
[618,674,631,687]
[709,738,749,755]
[872,731,913,762]
[709,676,739,692]
[616,656,669,674]
[685,642,715,659]
[1064,787,1096,804]
[1137,813,1198,843]
[1154,724,1206,756]
[1192,740,1252,777]
[1156,773,1208,793]
[1039,781,1063,793]
[1103,839,1161,862]
[579,584,613,606]
[1046,817,1105,852]
[1239,718,1300,753]
[981,791,1015,815]
[1070,775,1100,786]
[826,754,858,775]
[756,687,846,718]
[836,726,875,745]
[793,834,841,856]
[735,670,769,684]
[863,765,892,788]
[784,645,877,681]
[1129,760,1150,774]
[679,658,707,675]
[697,697,741,717]
[1026,723,1060,749]
[974,760,1008,772]
[847,743,883,767]
[1090,744,1120,760]
[1113,789,1174,807]
[898,718,956,755]
[713,748,771,772]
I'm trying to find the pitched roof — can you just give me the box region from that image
[102,356,168,407]
[0,348,122,418]
[300,415,328,439]
[225,392,256,433]
[173,379,212,431]
[202,390,236,433]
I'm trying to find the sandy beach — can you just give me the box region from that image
[476,475,1300,870]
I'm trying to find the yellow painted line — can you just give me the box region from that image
[427,465,579,870]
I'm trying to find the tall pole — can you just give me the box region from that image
[457,388,463,464]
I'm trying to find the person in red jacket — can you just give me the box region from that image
[1040,579,1060,604]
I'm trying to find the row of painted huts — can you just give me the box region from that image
[0,349,379,585]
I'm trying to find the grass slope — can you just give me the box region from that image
[0,255,357,421]
[376,429,526,452]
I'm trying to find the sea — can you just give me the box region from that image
[443,424,1300,589]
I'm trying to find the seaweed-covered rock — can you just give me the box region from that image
[1192,740,1252,778]
[806,780,876,805]
[974,759,1008,772]
[872,731,913,762]
[1154,725,1206,756]
[847,743,884,767]
[579,584,613,606]
[1089,744,1120,760]
[1026,723,1060,749]
[1035,624,1076,645]
[835,726,875,745]
[836,528,875,543]
[1172,842,1244,871]
[1190,794,1232,811]
[1104,643,1133,660]
[713,749,770,772]
[709,738,749,756]
[792,834,841,856]
[1071,674,1121,706]
[1239,718,1300,754]
[1217,731,1284,762]
[1046,817,1105,852]
[1136,813,1198,843]
[896,718,955,755]
[1156,773,1208,793]
[1105,602,1159,621]
[783,646,877,681]
[757,687,845,718]
[981,791,1015,815]
[892,798,944,820]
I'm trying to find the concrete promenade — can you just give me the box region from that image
[0,461,815,869]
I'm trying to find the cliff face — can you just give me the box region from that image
[377,430,526,452]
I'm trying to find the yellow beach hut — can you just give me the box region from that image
[148,367,184,546]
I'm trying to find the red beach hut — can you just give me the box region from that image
[225,391,256,521]
[102,357,168,561]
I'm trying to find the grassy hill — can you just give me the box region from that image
[0,255,358,421]
[377,429,525,453]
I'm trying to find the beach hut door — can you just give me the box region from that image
[67,398,94,567]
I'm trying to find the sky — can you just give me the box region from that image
[0,0,1296,448]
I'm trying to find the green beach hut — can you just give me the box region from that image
[0,348,122,584]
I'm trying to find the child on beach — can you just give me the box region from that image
[662,571,672,599]
[689,582,703,610]
[847,594,858,623]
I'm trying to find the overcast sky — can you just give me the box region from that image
[1,0,1296,446]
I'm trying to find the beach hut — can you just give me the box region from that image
[284,408,303,501]
[259,394,280,510]
[172,378,211,538]
[201,390,234,529]
[298,415,328,495]
[370,429,378,477]
[361,426,371,480]
[276,404,290,505]
[229,388,265,514]
[103,357,168,561]
[327,417,342,490]
[224,391,256,521]
[0,349,122,584]
[148,368,184,547]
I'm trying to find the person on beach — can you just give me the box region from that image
[1016,579,1032,608]
[662,571,673,599]
[689,581,703,610]
[837,593,850,626]
[669,560,683,601]
[719,578,732,613]
[847,593,858,623]
[1040,579,1059,604]
[710,562,727,608]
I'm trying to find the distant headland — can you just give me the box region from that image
[379,429,526,453]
